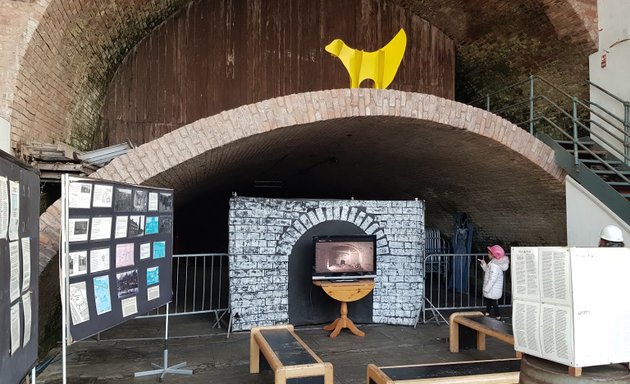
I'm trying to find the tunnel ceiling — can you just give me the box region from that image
[17,1,586,251]
[152,115,566,248]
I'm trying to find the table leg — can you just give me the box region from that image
[325,301,365,338]
[323,318,340,331]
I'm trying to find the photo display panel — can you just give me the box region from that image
[0,150,39,384]
[63,176,173,343]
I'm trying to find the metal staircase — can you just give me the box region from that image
[470,75,630,226]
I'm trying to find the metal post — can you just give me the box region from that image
[624,101,630,165]
[486,94,490,111]
[573,97,579,166]
[60,174,70,384]
[134,302,193,379]
[529,75,535,135]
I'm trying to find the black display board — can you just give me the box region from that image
[0,149,39,384]
[62,176,173,343]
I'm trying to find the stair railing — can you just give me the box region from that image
[471,75,630,173]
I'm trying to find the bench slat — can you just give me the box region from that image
[261,329,319,366]
[368,359,521,384]
[380,359,521,380]
[454,317,514,345]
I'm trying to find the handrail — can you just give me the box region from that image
[468,75,630,220]
[587,80,629,105]
[583,99,625,125]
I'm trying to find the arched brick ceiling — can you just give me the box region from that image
[7,0,595,152]
[39,90,567,270]
[8,0,188,151]
[390,0,597,99]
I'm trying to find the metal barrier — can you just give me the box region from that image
[139,253,230,327]
[420,253,512,325]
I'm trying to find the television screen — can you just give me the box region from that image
[312,235,376,280]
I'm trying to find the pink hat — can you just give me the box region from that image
[487,245,505,259]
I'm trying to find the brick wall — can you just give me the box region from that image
[228,196,425,331]
[1,0,597,154]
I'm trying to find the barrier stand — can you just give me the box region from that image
[134,303,193,380]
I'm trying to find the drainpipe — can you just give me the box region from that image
[529,75,535,135]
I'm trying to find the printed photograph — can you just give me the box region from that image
[158,216,172,233]
[127,215,145,237]
[133,189,148,212]
[158,192,173,212]
[68,250,88,276]
[114,188,132,212]
[116,269,139,299]
[69,218,89,242]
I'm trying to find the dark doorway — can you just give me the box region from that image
[288,220,373,325]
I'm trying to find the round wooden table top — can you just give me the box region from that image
[312,279,375,302]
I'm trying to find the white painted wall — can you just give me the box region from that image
[0,117,10,154]
[588,0,630,162]
[566,176,630,246]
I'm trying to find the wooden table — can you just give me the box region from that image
[312,279,375,338]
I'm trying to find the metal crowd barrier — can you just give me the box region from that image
[419,253,512,325]
[139,253,230,327]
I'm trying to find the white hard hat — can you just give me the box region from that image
[600,225,624,242]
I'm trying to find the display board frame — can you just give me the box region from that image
[0,149,39,384]
[60,175,174,344]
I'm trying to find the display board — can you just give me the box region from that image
[0,149,39,384]
[61,176,173,343]
[511,246,630,368]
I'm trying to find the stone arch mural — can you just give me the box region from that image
[278,207,388,326]
[228,196,425,331]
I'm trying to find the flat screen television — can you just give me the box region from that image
[312,235,377,280]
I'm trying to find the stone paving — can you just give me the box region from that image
[36,314,516,383]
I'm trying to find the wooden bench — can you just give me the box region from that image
[367,358,521,384]
[250,324,334,384]
[449,311,520,357]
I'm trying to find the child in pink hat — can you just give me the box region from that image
[478,245,510,320]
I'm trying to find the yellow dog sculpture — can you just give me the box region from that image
[325,28,407,89]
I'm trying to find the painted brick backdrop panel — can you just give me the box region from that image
[228,196,425,331]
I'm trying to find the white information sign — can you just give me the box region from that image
[511,246,630,368]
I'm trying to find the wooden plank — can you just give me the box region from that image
[312,280,375,302]
[369,358,520,384]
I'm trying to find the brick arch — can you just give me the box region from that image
[274,209,389,325]
[38,88,564,270]
[276,208,388,257]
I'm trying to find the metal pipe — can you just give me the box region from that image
[625,102,630,165]
[529,75,535,134]
[573,97,579,166]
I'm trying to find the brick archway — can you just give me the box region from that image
[38,88,564,269]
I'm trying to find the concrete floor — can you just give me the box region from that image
[36,314,517,383]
